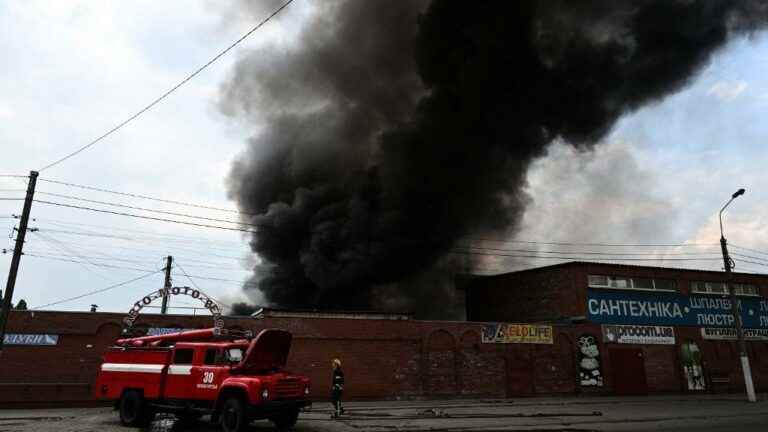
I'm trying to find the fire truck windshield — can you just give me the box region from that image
[226,348,243,363]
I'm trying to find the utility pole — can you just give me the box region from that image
[160,256,172,314]
[719,188,756,402]
[0,171,38,354]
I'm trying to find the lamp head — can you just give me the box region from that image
[732,188,745,199]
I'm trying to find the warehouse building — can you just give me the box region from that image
[0,261,766,406]
[464,261,768,396]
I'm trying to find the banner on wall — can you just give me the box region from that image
[481,323,553,344]
[3,334,59,346]
[700,327,768,341]
[602,324,675,345]
[587,289,768,328]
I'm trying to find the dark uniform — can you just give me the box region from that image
[331,367,344,418]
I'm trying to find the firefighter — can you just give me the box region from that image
[330,358,345,419]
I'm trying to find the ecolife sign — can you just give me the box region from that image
[123,287,224,332]
[587,289,768,328]
[481,323,553,344]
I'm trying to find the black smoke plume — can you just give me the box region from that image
[221,0,767,317]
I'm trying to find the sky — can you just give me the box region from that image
[1,1,767,316]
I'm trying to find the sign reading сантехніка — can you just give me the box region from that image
[587,289,768,328]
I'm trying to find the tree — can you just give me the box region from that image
[14,299,27,310]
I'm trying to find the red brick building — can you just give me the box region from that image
[464,261,768,396]
[1,261,766,406]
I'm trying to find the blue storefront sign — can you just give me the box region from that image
[587,289,768,328]
[3,333,59,346]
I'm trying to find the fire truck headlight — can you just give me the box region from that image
[261,388,269,399]
[304,386,310,395]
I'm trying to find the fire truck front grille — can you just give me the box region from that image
[274,378,304,399]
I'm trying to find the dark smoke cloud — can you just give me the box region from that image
[221,0,768,317]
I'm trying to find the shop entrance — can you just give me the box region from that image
[610,347,647,395]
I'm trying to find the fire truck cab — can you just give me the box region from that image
[95,328,311,432]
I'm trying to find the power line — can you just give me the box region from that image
[730,244,768,257]
[174,260,232,309]
[34,225,249,256]
[25,253,162,273]
[38,0,295,172]
[32,271,162,310]
[32,234,251,263]
[33,200,257,233]
[464,237,719,248]
[38,178,251,215]
[457,245,721,257]
[36,217,246,246]
[36,191,258,227]
[730,252,768,264]
[30,231,116,281]
[450,249,724,262]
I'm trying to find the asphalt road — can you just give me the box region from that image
[1,395,767,432]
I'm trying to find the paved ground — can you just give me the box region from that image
[1,395,767,432]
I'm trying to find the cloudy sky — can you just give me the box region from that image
[1,1,767,315]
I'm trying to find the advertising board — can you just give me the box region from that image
[700,327,768,341]
[587,289,768,328]
[602,325,675,345]
[481,323,553,344]
[3,333,58,346]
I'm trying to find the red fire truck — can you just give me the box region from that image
[95,328,311,432]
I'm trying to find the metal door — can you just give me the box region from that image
[610,347,647,395]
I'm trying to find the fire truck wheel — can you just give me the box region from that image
[119,390,154,427]
[220,397,247,432]
[270,409,299,431]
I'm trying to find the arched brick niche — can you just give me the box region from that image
[426,329,457,396]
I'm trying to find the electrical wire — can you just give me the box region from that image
[36,191,258,227]
[450,249,724,262]
[38,0,295,172]
[38,178,250,215]
[730,252,768,264]
[173,260,232,308]
[730,244,768,257]
[33,200,257,233]
[25,253,163,273]
[464,237,719,248]
[32,270,162,310]
[30,231,116,281]
[37,217,245,246]
[34,235,251,263]
[33,226,248,256]
[456,245,721,257]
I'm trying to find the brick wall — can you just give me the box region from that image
[2,308,767,406]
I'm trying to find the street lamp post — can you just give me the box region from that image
[718,188,756,402]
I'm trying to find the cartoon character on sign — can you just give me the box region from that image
[577,335,603,387]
